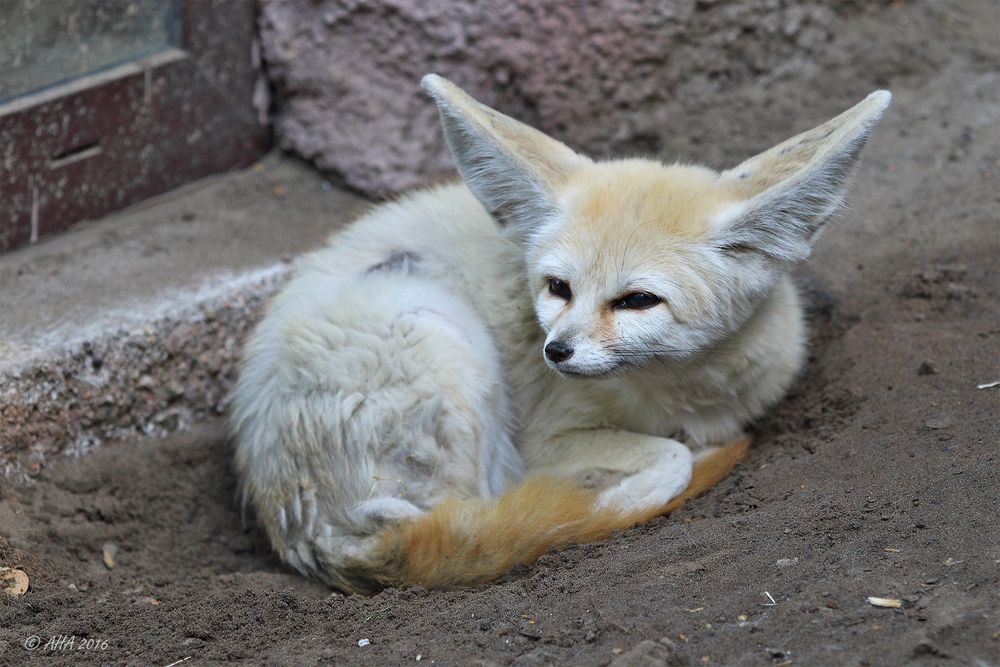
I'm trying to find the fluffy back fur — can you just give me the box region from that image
[232,75,890,593]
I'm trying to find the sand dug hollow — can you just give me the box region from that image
[1,1,998,664]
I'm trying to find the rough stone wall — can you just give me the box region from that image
[259,0,866,196]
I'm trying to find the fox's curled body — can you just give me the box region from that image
[233,76,890,593]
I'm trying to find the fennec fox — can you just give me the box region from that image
[233,75,890,593]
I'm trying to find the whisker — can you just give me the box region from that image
[618,218,659,282]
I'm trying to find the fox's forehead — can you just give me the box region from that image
[558,160,731,242]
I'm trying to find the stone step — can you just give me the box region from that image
[0,154,368,476]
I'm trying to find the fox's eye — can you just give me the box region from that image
[548,278,572,300]
[613,292,661,310]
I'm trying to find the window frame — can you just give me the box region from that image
[0,0,270,252]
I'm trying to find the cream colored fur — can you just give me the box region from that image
[232,75,890,592]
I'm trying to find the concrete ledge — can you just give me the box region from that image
[0,154,369,475]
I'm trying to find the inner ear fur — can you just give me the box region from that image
[716,90,892,262]
[422,74,590,238]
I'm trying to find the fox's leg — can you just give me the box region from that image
[529,429,693,514]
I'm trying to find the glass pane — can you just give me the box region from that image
[0,0,179,102]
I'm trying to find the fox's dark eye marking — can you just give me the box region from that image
[548,278,572,300]
[612,292,661,310]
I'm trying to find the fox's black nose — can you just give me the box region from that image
[544,341,574,363]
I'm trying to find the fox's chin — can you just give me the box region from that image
[548,363,619,378]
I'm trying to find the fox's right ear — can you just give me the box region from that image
[714,90,891,262]
[422,74,590,240]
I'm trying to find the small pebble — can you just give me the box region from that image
[0,568,29,596]
[925,417,953,430]
[867,596,901,608]
[102,542,118,569]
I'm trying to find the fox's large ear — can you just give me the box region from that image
[422,74,590,239]
[714,91,892,262]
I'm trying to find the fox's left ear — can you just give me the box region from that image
[714,90,892,262]
[422,74,591,240]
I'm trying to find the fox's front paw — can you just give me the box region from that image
[595,444,692,513]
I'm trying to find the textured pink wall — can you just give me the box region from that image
[259,0,862,196]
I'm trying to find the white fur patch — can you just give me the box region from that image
[595,441,693,513]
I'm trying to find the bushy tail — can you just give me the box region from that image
[345,436,750,592]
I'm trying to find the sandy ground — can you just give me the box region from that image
[1,1,998,665]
